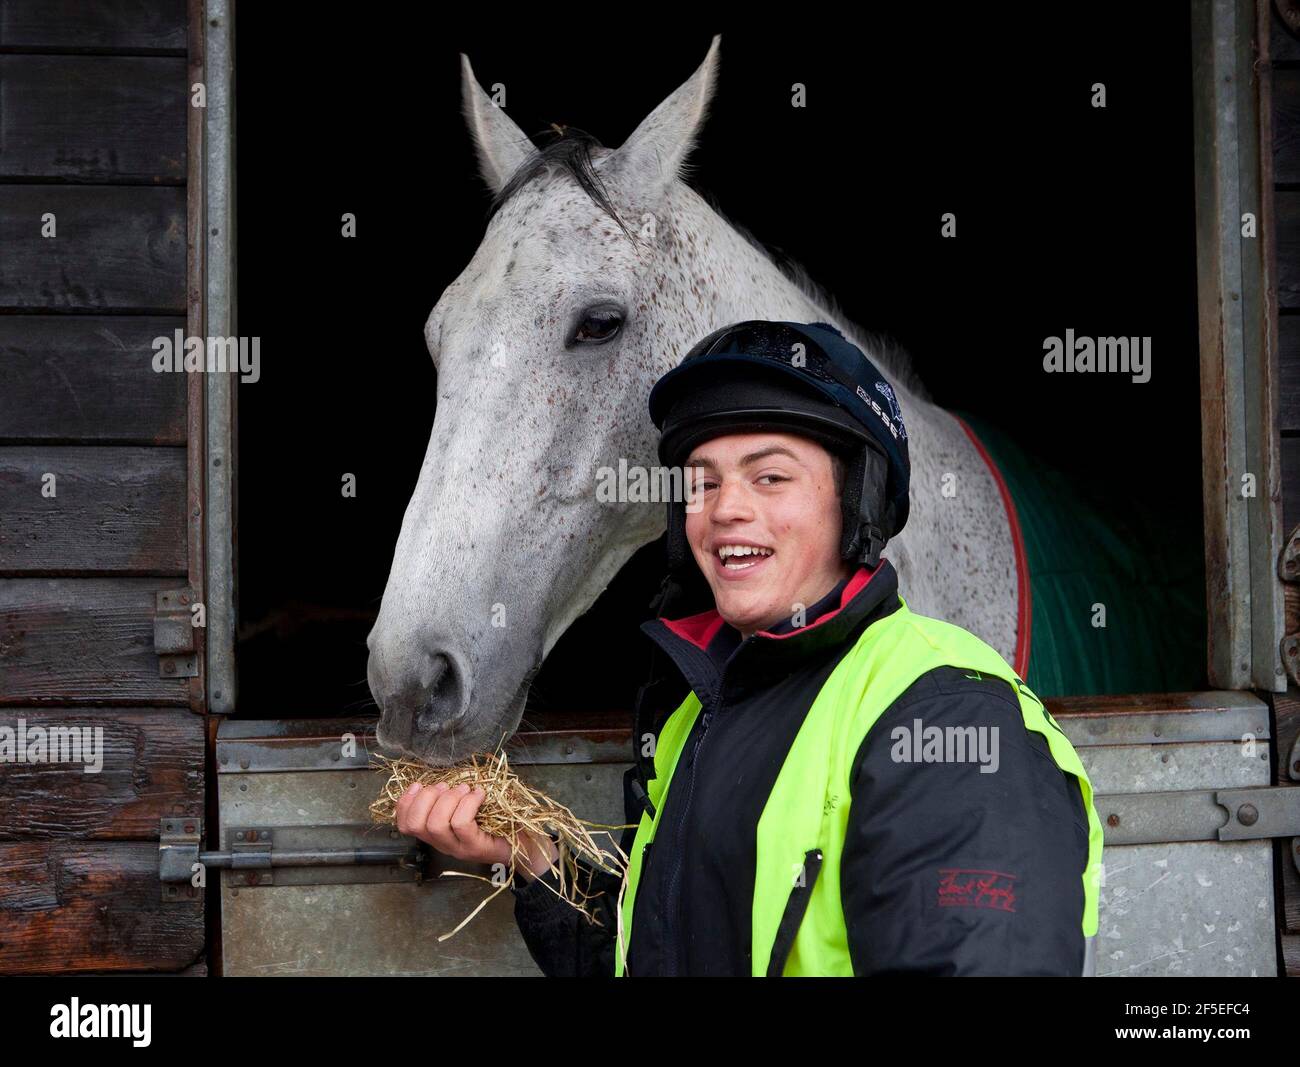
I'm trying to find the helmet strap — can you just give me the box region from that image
[842,444,891,569]
[665,498,689,572]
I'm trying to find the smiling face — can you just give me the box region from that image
[684,431,854,638]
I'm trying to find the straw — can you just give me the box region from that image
[369,748,632,942]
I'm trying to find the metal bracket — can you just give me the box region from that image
[1214,786,1300,841]
[159,816,203,903]
[155,588,198,679]
[1215,786,1300,879]
[229,827,275,886]
[1097,786,1300,876]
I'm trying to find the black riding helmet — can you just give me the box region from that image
[647,320,911,572]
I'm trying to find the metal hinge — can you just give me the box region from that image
[155,588,198,678]
[158,817,427,897]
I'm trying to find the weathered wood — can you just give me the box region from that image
[0,0,186,53]
[1284,933,1300,976]
[0,840,202,974]
[1272,0,1300,63]
[0,446,187,574]
[0,56,186,183]
[1281,191,1300,311]
[0,708,203,840]
[1284,434,1300,533]
[0,186,185,311]
[0,579,190,704]
[1274,688,1300,782]
[1046,691,1251,717]
[76,957,207,976]
[1194,1,1290,691]
[1277,68,1300,185]
[0,316,187,443]
[1282,315,1300,432]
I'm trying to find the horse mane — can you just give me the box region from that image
[490,128,928,402]
[488,126,634,241]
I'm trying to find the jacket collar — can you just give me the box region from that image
[640,557,902,707]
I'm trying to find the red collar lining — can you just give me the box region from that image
[660,561,883,651]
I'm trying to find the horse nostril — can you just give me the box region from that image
[415,653,465,733]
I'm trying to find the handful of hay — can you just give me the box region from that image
[369,749,631,943]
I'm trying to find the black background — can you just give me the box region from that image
[234,6,1202,717]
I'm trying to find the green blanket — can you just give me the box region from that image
[953,411,1206,698]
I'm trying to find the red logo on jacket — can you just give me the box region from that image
[936,868,1018,912]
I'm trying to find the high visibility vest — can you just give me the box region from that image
[615,595,1104,976]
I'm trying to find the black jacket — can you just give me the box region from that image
[510,558,1091,976]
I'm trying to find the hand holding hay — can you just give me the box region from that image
[371,750,629,942]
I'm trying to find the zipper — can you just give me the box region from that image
[766,847,824,977]
[660,697,717,976]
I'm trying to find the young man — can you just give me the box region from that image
[397,320,1103,977]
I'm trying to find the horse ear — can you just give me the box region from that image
[460,53,534,194]
[602,35,720,199]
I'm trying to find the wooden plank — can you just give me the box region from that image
[0,315,187,443]
[1285,434,1300,534]
[0,708,203,840]
[0,185,186,311]
[0,56,186,182]
[0,578,190,704]
[1282,315,1300,432]
[1281,191,1300,311]
[77,957,207,976]
[0,840,202,974]
[1047,691,1257,717]
[1284,934,1300,977]
[1272,1,1300,63]
[0,446,187,574]
[1277,68,1300,185]
[0,0,186,53]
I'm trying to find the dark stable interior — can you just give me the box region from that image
[233,8,1204,721]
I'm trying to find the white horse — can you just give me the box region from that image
[367,36,1018,763]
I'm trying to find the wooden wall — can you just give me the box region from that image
[0,0,205,974]
[1266,0,1300,977]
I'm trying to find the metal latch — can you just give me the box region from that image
[1096,781,1300,876]
[1216,785,1300,878]
[159,816,203,902]
[154,588,198,678]
[159,818,426,897]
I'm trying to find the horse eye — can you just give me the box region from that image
[572,306,624,345]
